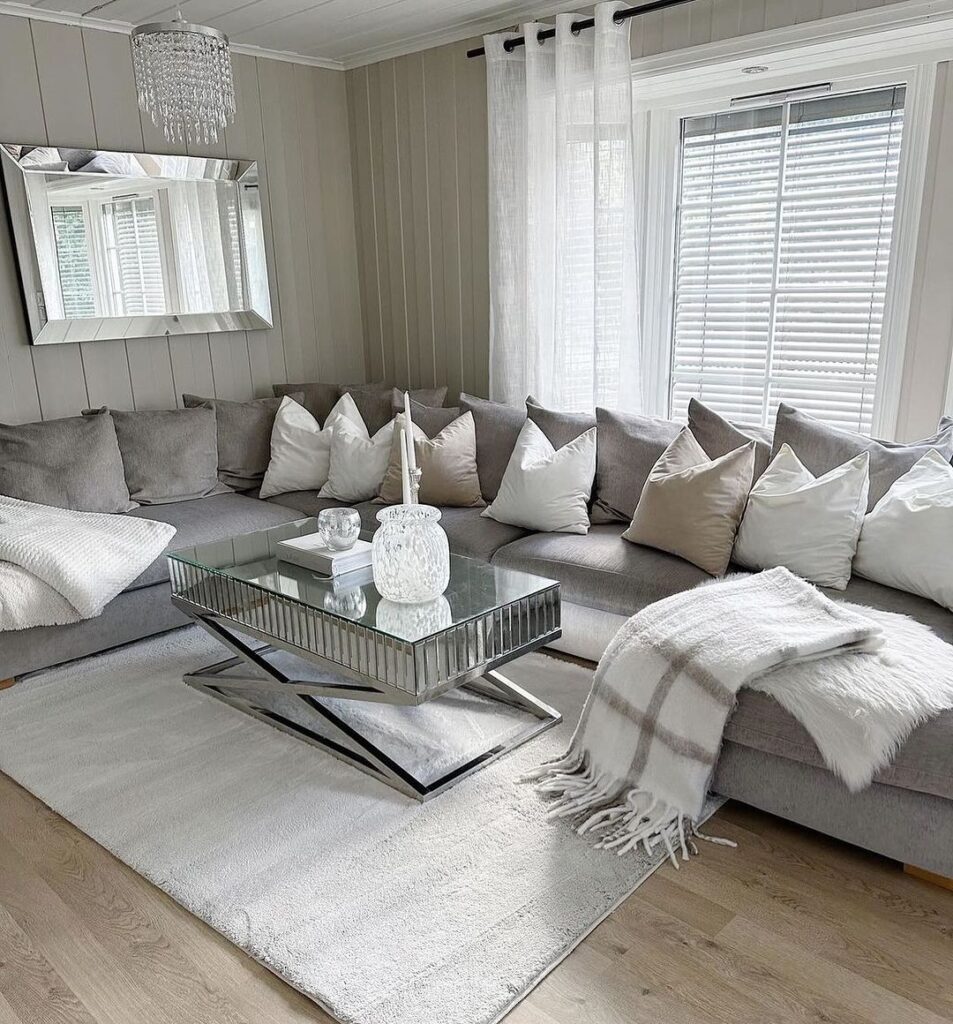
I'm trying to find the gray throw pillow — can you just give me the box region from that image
[409,399,460,437]
[688,398,772,480]
[526,398,596,449]
[591,407,681,523]
[272,381,340,424]
[86,407,231,505]
[0,413,134,513]
[458,393,527,501]
[182,394,289,491]
[772,403,953,510]
[339,383,448,435]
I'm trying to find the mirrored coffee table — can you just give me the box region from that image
[169,519,562,800]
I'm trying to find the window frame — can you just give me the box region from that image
[633,42,941,438]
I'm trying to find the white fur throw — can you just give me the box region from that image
[526,567,886,862]
[0,495,176,631]
[751,604,953,791]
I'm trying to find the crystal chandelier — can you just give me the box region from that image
[132,9,236,146]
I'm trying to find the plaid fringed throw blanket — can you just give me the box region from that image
[526,567,884,863]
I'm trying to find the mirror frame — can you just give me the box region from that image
[0,144,273,345]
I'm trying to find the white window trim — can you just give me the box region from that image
[632,4,951,437]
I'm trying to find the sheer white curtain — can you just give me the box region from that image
[484,2,641,413]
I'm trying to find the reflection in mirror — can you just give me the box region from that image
[0,146,271,345]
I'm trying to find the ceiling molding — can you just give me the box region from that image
[0,1,346,69]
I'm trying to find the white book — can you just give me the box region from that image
[276,535,372,576]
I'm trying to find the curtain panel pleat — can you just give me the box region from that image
[484,1,642,413]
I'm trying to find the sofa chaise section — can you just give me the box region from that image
[0,493,303,679]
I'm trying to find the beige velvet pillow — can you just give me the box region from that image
[377,411,485,508]
[623,428,756,576]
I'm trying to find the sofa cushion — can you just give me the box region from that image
[526,398,596,448]
[409,399,460,437]
[725,691,953,801]
[0,413,134,513]
[459,393,526,502]
[183,394,291,491]
[272,381,340,423]
[265,491,357,520]
[591,407,680,524]
[125,493,304,590]
[827,575,953,646]
[688,398,772,479]
[87,406,230,505]
[772,403,953,510]
[492,525,709,617]
[340,383,447,435]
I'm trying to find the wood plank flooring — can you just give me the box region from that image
[0,771,950,1024]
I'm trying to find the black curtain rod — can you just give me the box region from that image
[466,0,696,58]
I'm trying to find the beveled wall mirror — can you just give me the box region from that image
[0,145,272,345]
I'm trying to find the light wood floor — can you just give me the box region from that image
[1,771,951,1024]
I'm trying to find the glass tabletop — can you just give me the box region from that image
[168,517,559,644]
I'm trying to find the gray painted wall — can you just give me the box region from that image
[0,15,365,424]
[344,0,953,436]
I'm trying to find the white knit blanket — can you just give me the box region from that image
[526,568,889,861]
[0,495,177,631]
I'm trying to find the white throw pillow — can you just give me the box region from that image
[482,419,596,534]
[853,450,953,610]
[259,393,362,500]
[732,443,869,590]
[319,413,396,502]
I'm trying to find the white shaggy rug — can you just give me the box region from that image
[0,628,717,1024]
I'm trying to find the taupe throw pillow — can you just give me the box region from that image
[85,407,231,505]
[377,412,484,508]
[688,398,772,480]
[591,407,681,524]
[772,403,953,510]
[183,394,291,491]
[0,413,134,513]
[624,429,756,576]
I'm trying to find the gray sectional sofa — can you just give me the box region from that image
[1,390,951,879]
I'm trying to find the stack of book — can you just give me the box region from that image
[276,535,373,576]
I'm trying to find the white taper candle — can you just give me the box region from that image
[399,419,412,506]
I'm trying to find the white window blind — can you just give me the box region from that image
[50,205,96,318]
[670,85,905,432]
[101,196,166,316]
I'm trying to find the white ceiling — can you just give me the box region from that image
[1,0,581,69]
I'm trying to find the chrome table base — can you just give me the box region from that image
[181,612,562,801]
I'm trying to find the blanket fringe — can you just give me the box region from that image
[522,754,736,867]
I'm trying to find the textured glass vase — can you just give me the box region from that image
[372,505,450,604]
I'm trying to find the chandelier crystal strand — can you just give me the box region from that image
[132,13,236,146]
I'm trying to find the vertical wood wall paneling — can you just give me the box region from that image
[228,52,287,394]
[23,21,91,419]
[393,55,421,389]
[0,17,363,423]
[0,15,43,423]
[311,67,366,383]
[346,66,386,383]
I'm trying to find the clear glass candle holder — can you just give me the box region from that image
[318,507,361,551]
[372,505,450,604]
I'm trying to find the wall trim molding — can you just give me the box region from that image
[631,0,953,92]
